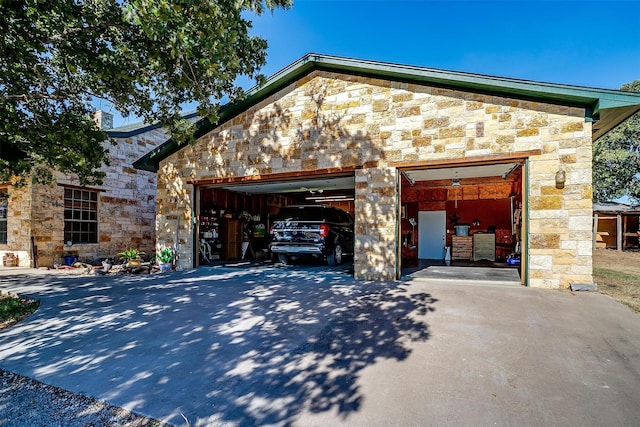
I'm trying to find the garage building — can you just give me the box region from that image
[134,54,640,288]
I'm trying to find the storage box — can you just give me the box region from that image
[454,225,470,236]
[2,253,18,267]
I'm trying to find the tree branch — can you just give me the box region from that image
[46,21,136,45]
[2,93,72,102]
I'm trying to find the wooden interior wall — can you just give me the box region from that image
[200,188,355,219]
[595,217,618,248]
[400,167,522,258]
[200,188,298,220]
[625,215,640,249]
[321,200,355,216]
[626,215,639,233]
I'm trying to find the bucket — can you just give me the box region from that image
[64,255,77,266]
[454,225,470,236]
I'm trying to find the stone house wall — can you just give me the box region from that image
[0,181,33,267]
[0,127,168,268]
[157,70,593,287]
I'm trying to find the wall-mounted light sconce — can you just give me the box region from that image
[555,169,566,189]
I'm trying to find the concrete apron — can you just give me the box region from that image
[406,265,522,286]
[1,266,639,426]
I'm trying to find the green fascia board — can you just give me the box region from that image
[107,112,198,139]
[133,53,640,172]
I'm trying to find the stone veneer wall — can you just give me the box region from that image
[1,127,167,268]
[0,181,33,267]
[157,70,593,287]
[354,167,397,280]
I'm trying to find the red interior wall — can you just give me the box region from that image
[444,199,511,231]
[400,169,522,260]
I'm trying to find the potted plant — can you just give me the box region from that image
[156,247,173,272]
[118,248,142,269]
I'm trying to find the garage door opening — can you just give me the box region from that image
[194,173,355,268]
[399,161,525,283]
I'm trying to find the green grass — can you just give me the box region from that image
[594,267,640,286]
[0,296,40,329]
[594,267,640,313]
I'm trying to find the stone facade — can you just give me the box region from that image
[157,70,593,287]
[0,126,168,268]
[0,180,32,267]
[354,167,397,281]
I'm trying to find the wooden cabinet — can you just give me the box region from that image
[473,233,496,261]
[452,236,473,260]
[221,218,242,260]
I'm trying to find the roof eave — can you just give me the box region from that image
[592,104,640,141]
[133,53,640,172]
[107,112,199,138]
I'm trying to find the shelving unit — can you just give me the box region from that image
[198,212,221,263]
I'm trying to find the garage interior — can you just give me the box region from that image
[400,161,524,280]
[195,174,355,266]
[195,160,524,281]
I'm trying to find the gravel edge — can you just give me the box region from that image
[0,369,173,427]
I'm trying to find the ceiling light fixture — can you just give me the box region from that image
[305,195,354,202]
[305,194,349,200]
[451,170,461,187]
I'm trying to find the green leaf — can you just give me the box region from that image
[1,0,292,182]
[593,80,640,204]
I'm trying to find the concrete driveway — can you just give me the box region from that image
[1,265,639,426]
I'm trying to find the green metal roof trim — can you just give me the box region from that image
[133,53,640,172]
[107,112,198,138]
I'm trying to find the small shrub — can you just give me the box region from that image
[0,296,40,330]
[118,248,141,261]
[156,248,173,264]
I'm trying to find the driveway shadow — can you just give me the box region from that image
[0,266,436,425]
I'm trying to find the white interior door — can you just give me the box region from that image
[418,210,446,259]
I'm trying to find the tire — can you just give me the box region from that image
[327,243,343,266]
[278,253,291,265]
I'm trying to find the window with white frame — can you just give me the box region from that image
[63,187,98,244]
[0,188,8,244]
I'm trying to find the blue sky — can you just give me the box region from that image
[112,0,640,127]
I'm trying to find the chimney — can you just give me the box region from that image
[92,110,114,130]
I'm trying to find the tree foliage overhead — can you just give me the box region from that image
[593,80,640,204]
[0,0,291,185]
